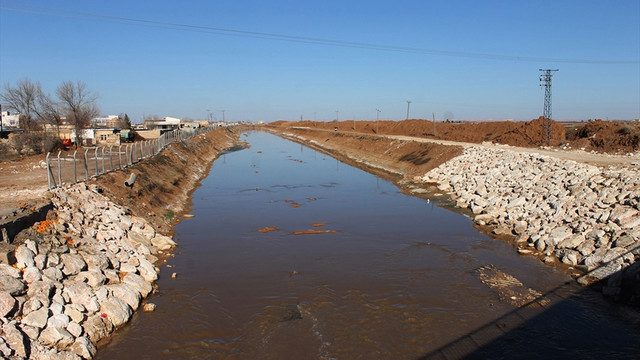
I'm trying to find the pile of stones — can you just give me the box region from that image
[0,184,176,359]
[421,146,640,298]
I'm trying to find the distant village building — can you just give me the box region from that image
[94,129,121,146]
[0,111,21,129]
[143,116,181,132]
[179,120,202,130]
[91,115,120,128]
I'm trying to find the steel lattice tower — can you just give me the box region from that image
[539,69,558,145]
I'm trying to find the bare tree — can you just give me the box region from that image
[37,92,64,137]
[56,81,99,147]
[0,78,44,132]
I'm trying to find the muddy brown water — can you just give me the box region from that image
[96,132,640,360]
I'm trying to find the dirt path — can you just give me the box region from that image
[0,155,50,212]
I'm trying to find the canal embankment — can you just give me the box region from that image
[0,127,245,359]
[268,125,640,303]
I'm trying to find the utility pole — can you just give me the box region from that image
[539,69,558,146]
[206,109,211,122]
[221,110,226,123]
[0,104,3,133]
[406,101,412,120]
[432,112,436,136]
[376,109,381,133]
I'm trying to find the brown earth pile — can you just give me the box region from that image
[93,127,245,235]
[273,117,566,147]
[566,120,640,154]
[273,118,640,154]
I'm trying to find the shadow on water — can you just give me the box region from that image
[417,247,640,360]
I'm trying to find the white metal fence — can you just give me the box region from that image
[45,126,216,189]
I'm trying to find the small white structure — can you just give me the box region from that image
[0,111,21,129]
[144,116,181,131]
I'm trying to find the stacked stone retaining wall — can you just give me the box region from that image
[0,184,175,359]
[421,146,640,299]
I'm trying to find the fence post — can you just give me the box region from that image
[118,145,123,169]
[94,148,99,177]
[46,152,54,189]
[57,151,62,186]
[109,145,113,171]
[101,147,105,175]
[84,148,89,180]
[73,150,77,184]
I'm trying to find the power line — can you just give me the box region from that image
[0,1,637,65]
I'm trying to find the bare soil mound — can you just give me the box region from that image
[567,120,640,154]
[274,118,638,154]
[273,117,566,147]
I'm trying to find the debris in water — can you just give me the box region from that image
[294,229,336,235]
[291,203,301,208]
[311,223,326,227]
[258,226,278,233]
[183,214,195,219]
[476,264,548,307]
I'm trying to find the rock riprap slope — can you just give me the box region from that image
[421,146,640,297]
[0,184,175,359]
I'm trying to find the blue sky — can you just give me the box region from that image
[0,0,638,123]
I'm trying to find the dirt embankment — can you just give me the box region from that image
[271,127,464,182]
[273,118,640,154]
[93,127,245,235]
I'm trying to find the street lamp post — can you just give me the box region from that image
[406,101,412,120]
[376,109,381,133]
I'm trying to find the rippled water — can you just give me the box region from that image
[96,132,640,359]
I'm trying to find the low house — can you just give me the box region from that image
[144,117,181,132]
[179,120,202,130]
[94,129,121,146]
[0,111,21,129]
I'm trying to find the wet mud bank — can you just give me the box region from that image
[268,126,640,304]
[0,127,245,359]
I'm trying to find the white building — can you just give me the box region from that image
[143,116,181,131]
[0,111,21,129]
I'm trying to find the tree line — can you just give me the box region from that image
[0,78,102,148]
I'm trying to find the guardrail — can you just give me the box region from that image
[45,126,216,189]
